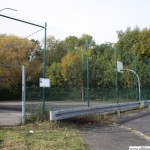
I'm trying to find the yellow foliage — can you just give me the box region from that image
[0,34,35,88]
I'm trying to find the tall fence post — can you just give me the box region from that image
[148,58,150,79]
[86,37,90,107]
[115,47,119,103]
[22,65,26,125]
[42,22,47,113]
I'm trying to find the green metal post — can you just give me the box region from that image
[81,47,84,101]
[149,58,150,79]
[0,14,47,113]
[86,38,90,107]
[122,69,141,101]
[42,22,47,113]
[115,47,119,103]
[0,14,45,28]
[134,56,138,100]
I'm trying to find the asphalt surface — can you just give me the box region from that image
[0,109,22,126]
[0,101,150,150]
[82,110,150,150]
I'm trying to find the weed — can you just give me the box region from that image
[0,131,4,149]
[26,110,49,123]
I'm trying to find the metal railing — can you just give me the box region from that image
[50,100,150,121]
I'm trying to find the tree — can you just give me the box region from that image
[0,34,37,98]
[79,34,96,49]
[90,43,115,87]
[46,62,64,86]
[61,49,87,87]
[30,39,43,62]
[116,27,150,88]
[65,36,79,51]
[46,36,67,66]
[139,28,150,57]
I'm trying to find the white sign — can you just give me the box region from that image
[39,78,50,87]
[117,61,123,73]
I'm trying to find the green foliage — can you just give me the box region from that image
[46,62,64,86]
[116,27,150,88]
[46,36,67,66]
[0,27,150,100]
[65,36,79,51]
[0,35,40,99]
[26,110,49,123]
[139,28,150,57]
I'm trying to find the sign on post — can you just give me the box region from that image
[40,78,50,87]
[117,61,123,73]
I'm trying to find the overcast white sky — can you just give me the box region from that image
[0,0,150,44]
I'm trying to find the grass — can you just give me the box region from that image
[0,121,86,150]
[0,107,148,150]
[0,108,117,150]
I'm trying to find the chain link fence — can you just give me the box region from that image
[26,87,150,113]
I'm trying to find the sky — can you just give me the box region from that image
[0,0,150,44]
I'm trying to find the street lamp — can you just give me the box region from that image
[121,69,141,101]
[0,13,47,113]
[0,8,17,12]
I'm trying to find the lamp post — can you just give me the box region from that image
[42,22,47,112]
[0,13,47,113]
[0,8,17,12]
[122,69,141,101]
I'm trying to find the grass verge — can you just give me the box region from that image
[0,121,86,150]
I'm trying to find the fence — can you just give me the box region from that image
[26,87,150,113]
[26,87,150,101]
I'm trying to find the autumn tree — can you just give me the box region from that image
[0,34,39,99]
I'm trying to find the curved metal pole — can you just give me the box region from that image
[0,8,17,12]
[0,13,47,113]
[122,69,141,101]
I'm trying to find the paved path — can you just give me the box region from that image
[0,101,22,126]
[82,111,150,150]
[0,109,22,126]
